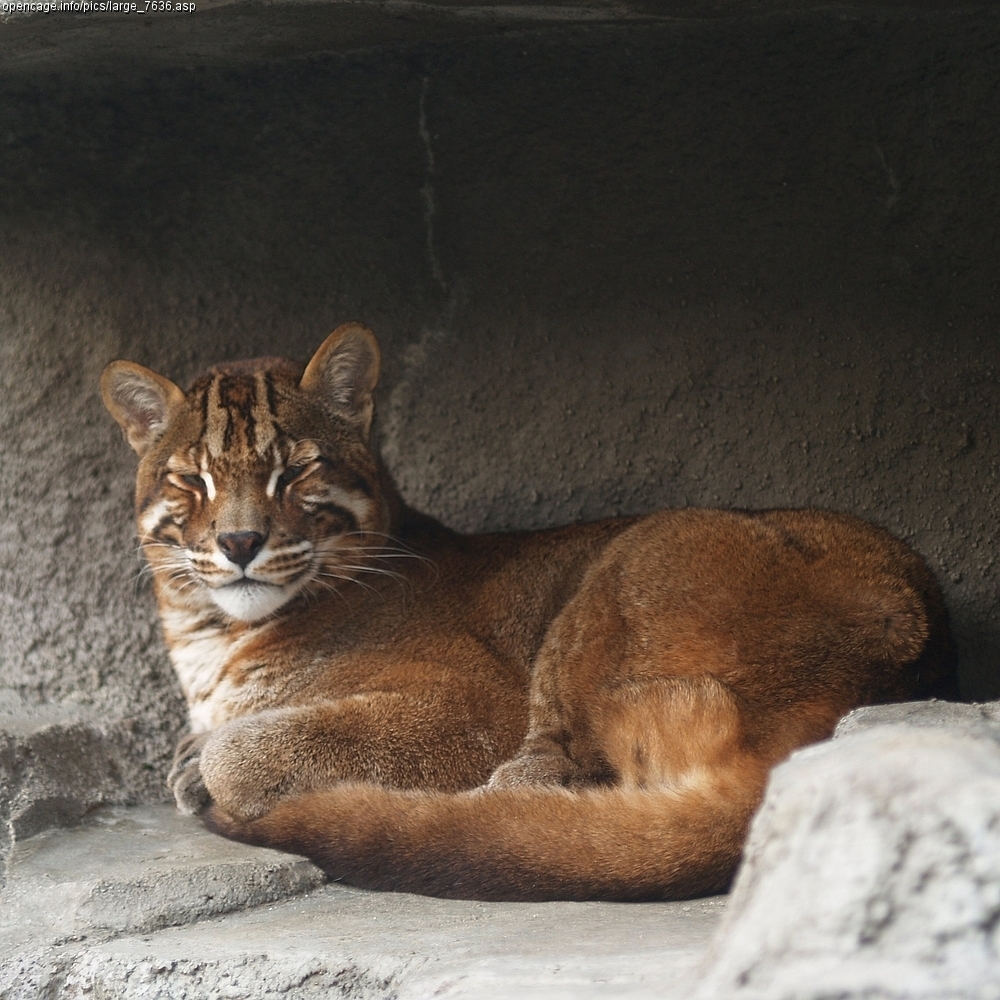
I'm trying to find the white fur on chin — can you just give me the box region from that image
[209,580,296,621]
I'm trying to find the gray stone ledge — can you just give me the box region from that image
[2,882,725,1000]
[0,799,723,998]
[0,692,177,883]
[0,804,324,954]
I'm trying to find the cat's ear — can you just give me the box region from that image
[300,323,381,437]
[101,361,185,457]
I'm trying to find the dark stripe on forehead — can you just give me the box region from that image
[251,370,278,456]
[199,382,210,437]
[272,421,290,444]
[213,375,247,452]
[222,387,235,451]
[204,375,229,457]
[190,367,281,459]
[222,374,259,451]
[265,371,278,419]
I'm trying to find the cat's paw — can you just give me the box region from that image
[487,751,575,789]
[196,714,293,821]
[167,732,212,815]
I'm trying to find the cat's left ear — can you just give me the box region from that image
[300,323,381,437]
[101,360,185,456]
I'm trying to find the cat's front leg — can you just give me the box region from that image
[196,690,514,822]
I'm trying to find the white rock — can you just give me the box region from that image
[835,699,1000,742]
[695,725,1000,1000]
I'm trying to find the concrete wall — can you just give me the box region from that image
[1,2,997,830]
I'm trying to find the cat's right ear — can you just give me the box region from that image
[101,361,185,456]
[300,323,381,437]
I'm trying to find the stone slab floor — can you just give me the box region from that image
[0,804,725,998]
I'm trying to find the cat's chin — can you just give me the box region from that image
[209,580,296,622]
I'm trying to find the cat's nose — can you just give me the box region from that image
[217,531,265,569]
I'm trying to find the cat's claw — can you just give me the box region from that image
[167,732,212,815]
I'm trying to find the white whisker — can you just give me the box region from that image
[335,563,410,586]
[316,571,380,597]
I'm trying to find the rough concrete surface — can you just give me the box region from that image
[0,691,173,876]
[56,893,723,1000]
[694,721,1000,1000]
[0,805,323,950]
[0,805,725,999]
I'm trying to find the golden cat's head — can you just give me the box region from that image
[101,324,397,622]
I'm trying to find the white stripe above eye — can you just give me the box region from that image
[199,459,217,501]
[266,461,284,499]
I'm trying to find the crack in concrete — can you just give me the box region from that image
[418,75,447,296]
[874,142,900,211]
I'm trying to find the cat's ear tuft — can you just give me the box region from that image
[300,323,381,437]
[101,361,185,457]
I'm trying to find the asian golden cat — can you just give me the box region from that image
[101,323,956,901]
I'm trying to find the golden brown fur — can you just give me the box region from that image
[102,324,957,901]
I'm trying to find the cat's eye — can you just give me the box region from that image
[167,471,211,497]
[280,465,308,485]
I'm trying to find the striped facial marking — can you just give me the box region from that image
[138,363,387,623]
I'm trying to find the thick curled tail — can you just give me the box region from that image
[204,773,762,901]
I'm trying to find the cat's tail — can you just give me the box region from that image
[204,769,764,901]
